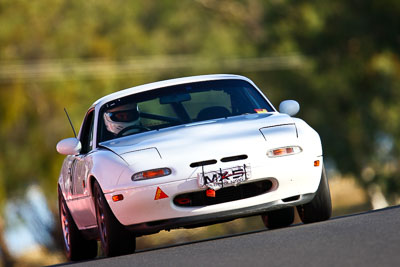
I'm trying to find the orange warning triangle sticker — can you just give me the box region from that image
[154,187,168,200]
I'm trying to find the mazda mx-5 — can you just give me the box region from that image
[56,74,331,260]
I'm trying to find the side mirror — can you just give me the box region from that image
[56,138,81,155]
[279,100,300,116]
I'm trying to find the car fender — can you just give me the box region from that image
[88,149,129,194]
[293,118,323,157]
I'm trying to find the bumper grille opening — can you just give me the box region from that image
[282,195,300,202]
[220,154,248,162]
[190,159,217,168]
[174,180,273,207]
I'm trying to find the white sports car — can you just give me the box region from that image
[57,74,331,260]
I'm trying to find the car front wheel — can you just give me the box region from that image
[58,187,97,261]
[93,181,136,257]
[296,166,332,223]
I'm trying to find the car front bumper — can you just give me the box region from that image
[105,153,323,233]
[125,192,315,236]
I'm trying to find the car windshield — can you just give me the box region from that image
[98,79,274,142]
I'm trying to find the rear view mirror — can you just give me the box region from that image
[56,138,81,155]
[279,100,300,116]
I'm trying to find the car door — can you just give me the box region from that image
[71,109,95,199]
[67,109,98,228]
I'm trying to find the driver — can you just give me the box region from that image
[103,103,141,135]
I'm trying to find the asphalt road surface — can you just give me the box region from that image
[56,206,400,267]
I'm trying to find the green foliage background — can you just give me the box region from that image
[1,0,400,263]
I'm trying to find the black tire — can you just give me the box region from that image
[296,166,332,223]
[261,207,295,229]
[93,181,136,257]
[58,188,98,261]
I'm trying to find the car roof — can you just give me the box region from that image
[91,74,254,109]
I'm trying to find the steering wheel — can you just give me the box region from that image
[117,125,151,137]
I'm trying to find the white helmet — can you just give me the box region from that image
[103,103,140,135]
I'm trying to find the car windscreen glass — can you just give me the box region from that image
[98,79,273,142]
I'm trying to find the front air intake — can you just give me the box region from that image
[190,159,217,168]
[174,180,273,207]
[220,154,248,162]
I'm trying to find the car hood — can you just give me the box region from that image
[99,113,297,166]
